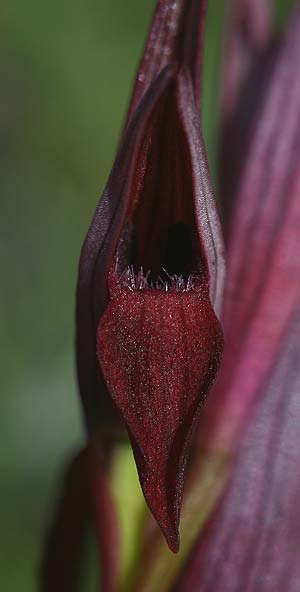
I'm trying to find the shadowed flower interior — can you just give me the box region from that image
[115,81,204,288]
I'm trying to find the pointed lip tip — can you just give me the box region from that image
[145,490,180,552]
[152,513,180,553]
[167,536,180,554]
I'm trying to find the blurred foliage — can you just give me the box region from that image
[0,0,289,589]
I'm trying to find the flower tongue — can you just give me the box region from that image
[97,269,223,551]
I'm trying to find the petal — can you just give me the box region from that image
[177,69,225,316]
[126,0,207,124]
[98,272,223,552]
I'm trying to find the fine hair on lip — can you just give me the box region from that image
[118,264,197,292]
[115,219,206,293]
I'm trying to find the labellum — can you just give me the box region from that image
[76,0,225,552]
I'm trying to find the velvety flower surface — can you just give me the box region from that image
[76,0,225,552]
[98,267,223,551]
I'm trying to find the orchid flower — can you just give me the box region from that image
[42,1,300,591]
[77,0,225,556]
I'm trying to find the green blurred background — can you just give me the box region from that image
[0,0,291,589]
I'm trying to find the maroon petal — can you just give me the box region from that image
[126,0,207,124]
[177,69,225,316]
[98,270,223,552]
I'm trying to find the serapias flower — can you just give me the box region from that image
[42,1,300,591]
[76,0,225,553]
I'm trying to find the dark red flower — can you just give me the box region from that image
[76,0,225,552]
[43,2,300,591]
